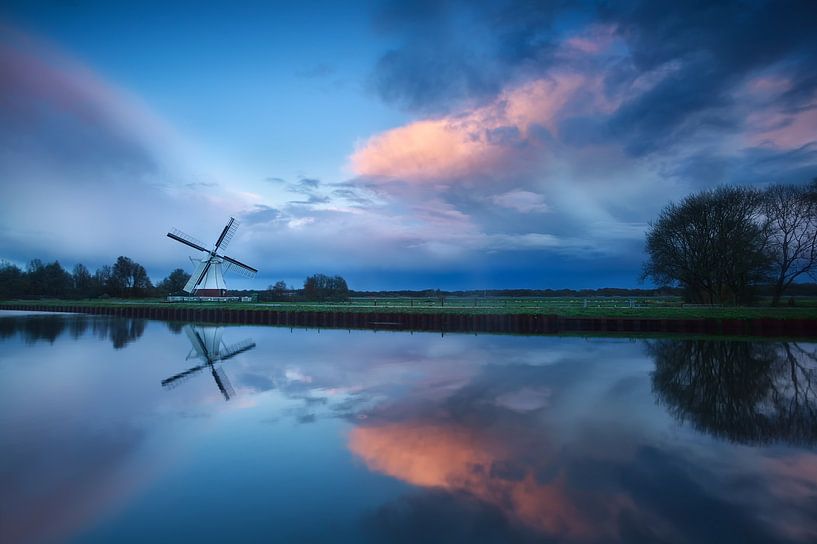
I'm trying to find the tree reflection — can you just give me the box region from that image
[92,318,146,349]
[0,314,146,349]
[650,339,817,445]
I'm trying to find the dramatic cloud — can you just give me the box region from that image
[336,0,817,286]
[352,72,607,181]
[2,1,816,288]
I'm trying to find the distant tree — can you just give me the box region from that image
[303,273,349,301]
[72,264,93,298]
[0,262,28,300]
[26,259,45,296]
[643,186,771,304]
[23,259,71,298]
[41,261,72,297]
[93,265,113,297]
[763,184,817,305]
[157,268,191,295]
[271,280,288,297]
[110,256,153,297]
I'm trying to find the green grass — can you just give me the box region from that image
[4,296,817,319]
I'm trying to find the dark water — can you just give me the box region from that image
[1,311,816,544]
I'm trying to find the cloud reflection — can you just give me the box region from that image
[348,339,817,543]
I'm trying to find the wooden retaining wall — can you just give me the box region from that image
[1,304,816,338]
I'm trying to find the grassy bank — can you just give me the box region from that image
[3,297,817,319]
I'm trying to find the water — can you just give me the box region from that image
[1,311,816,544]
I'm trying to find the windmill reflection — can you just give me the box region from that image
[650,340,817,446]
[162,325,256,401]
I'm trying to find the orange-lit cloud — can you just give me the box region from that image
[349,422,627,538]
[351,73,606,182]
[350,25,625,184]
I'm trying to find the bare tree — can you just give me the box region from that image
[763,184,817,305]
[643,186,770,304]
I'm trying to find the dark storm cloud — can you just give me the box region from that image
[362,490,542,544]
[371,0,817,152]
[618,446,778,544]
[603,0,817,155]
[242,204,282,225]
[668,143,817,187]
[369,0,571,114]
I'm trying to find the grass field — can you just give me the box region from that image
[4,296,817,319]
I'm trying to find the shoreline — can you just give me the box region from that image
[3,302,816,339]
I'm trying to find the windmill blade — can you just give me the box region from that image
[184,325,209,358]
[221,255,257,277]
[161,363,208,388]
[183,260,209,294]
[218,339,256,362]
[214,217,239,251]
[212,365,235,400]
[167,229,208,253]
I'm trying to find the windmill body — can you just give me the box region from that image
[167,217,258,297]
[188,257,227,296]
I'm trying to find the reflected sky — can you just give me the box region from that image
[1,311,815,543]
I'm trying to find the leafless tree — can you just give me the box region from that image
[643,186,770,304]
[763,184,817,305]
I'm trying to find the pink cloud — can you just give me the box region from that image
[349,25,627,185]
[746,75,792,97]
[350,72,608,182]
[746,108,817,149]
[0,24,182,164]
[562,24,618,55]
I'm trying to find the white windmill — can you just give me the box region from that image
[166,217,258,296]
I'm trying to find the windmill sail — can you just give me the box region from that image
[184,260,209,294]
[184,325,209,357]
[167,229,208,252]
[212,366,235,400]
[222,255,258,277]
[220,339,256,361]
[161,363,208,388]
[214,218,239,250]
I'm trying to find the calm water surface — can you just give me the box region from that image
[1,311,816,543]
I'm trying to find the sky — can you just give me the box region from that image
[1,0,816,290]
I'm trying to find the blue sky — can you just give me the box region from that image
[1,1,816,290]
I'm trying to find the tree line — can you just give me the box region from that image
[262,274,350,302]
[643,182,817,305]
[0,256,191,300]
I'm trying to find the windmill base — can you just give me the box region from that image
[166,295,257,303]
[194,288,227,296]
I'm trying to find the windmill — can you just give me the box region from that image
[162,325,256,401]
[166,217,257,296]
